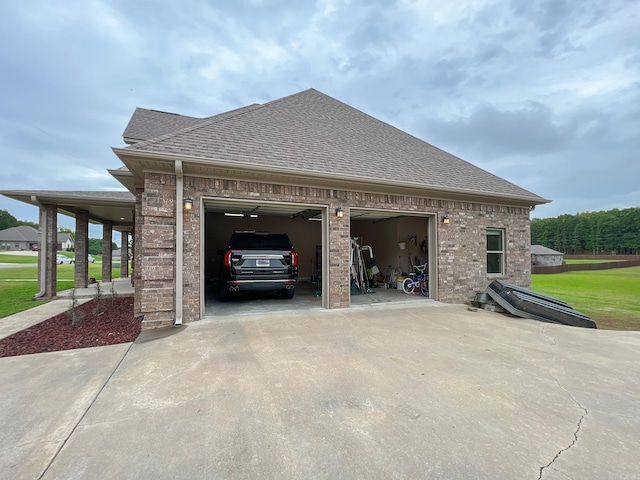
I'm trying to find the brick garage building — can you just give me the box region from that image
[110,89,548,327]
[2,89,549,327]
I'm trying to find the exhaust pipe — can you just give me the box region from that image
[229,285,240,292]
[285,284,294,290]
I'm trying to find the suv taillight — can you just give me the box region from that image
[291,250,298,267]
[223,250,233,267]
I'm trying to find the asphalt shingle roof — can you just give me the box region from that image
[124,89,547,203]
[123,108,204,144]
[531,245,564,255]
[0,226,39,242]
[0,226,76,244]
[123,104,262,144]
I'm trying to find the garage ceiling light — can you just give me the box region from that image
[224,213,244,217]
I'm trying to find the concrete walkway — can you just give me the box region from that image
[1,303,639,479]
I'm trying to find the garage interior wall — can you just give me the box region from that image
[351,216,430,277]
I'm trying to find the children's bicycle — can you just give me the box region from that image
[401,264,428,296]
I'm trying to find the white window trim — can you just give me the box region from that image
[487,228,505,276]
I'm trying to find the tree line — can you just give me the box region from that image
[531,207,640,255]
[0,209,38,230]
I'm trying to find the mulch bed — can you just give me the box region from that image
[0,296,141,358]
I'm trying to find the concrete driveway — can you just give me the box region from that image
[2,303,639,479]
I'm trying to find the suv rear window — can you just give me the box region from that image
[228,232,293,250]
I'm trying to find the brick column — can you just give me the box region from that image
[120,231,129,278]
[133,190,143,317]
[39,204,57,298]
[328,203,351,308]
[102,221,113,283]
[74,210,89,288]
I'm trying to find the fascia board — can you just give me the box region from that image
[112,148,550,207]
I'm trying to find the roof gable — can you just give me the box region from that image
[120,89,548,205]
[0,226,39,241]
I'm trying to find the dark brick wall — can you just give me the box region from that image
[138,173,532,326]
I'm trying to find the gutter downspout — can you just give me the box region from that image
[32,195,47,299]
[174,161,184,326]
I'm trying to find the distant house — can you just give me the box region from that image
[0,226,74,251]
[531,245,564,266]
[0,226,39,251]
[58,232,74,251]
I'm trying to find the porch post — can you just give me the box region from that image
[102,221,113,283]
[74,210,89,288]
[120,231,129,278]
[39,204,58,298]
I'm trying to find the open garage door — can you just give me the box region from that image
[349,208,437,302]
[202,198,328,317]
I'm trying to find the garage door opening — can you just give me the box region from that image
[350,208,437,303]
[202,199,327,317]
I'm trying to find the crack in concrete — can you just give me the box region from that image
[540,324,557,345]
[538,377,588,480]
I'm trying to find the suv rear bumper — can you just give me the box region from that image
[224,279,296,292]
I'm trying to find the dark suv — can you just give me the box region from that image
[218,232,298,300]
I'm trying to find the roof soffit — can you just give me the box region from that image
[113,148,548,207]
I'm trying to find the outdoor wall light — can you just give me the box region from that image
[335,207,344,218]
[442,214,451,224]
[184,198,194,210]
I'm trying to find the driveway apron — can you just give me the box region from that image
[2,303,639,479]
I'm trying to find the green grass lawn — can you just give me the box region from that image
[0,253,39,264]
[532,266,640,330]
[0,281,75,318]
[0,263,122,319]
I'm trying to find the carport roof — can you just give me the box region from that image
[0,190,135,231]
[113,89,550,207]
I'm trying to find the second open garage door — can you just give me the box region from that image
[350,208,437,301]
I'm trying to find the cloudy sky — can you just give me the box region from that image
[1,0,639,236]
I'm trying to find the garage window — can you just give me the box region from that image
[486,229,504,275]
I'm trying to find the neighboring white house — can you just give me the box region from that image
[58,232,74,251]
[531,245,564,266]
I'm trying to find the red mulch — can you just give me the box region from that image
[0,296,141,358]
